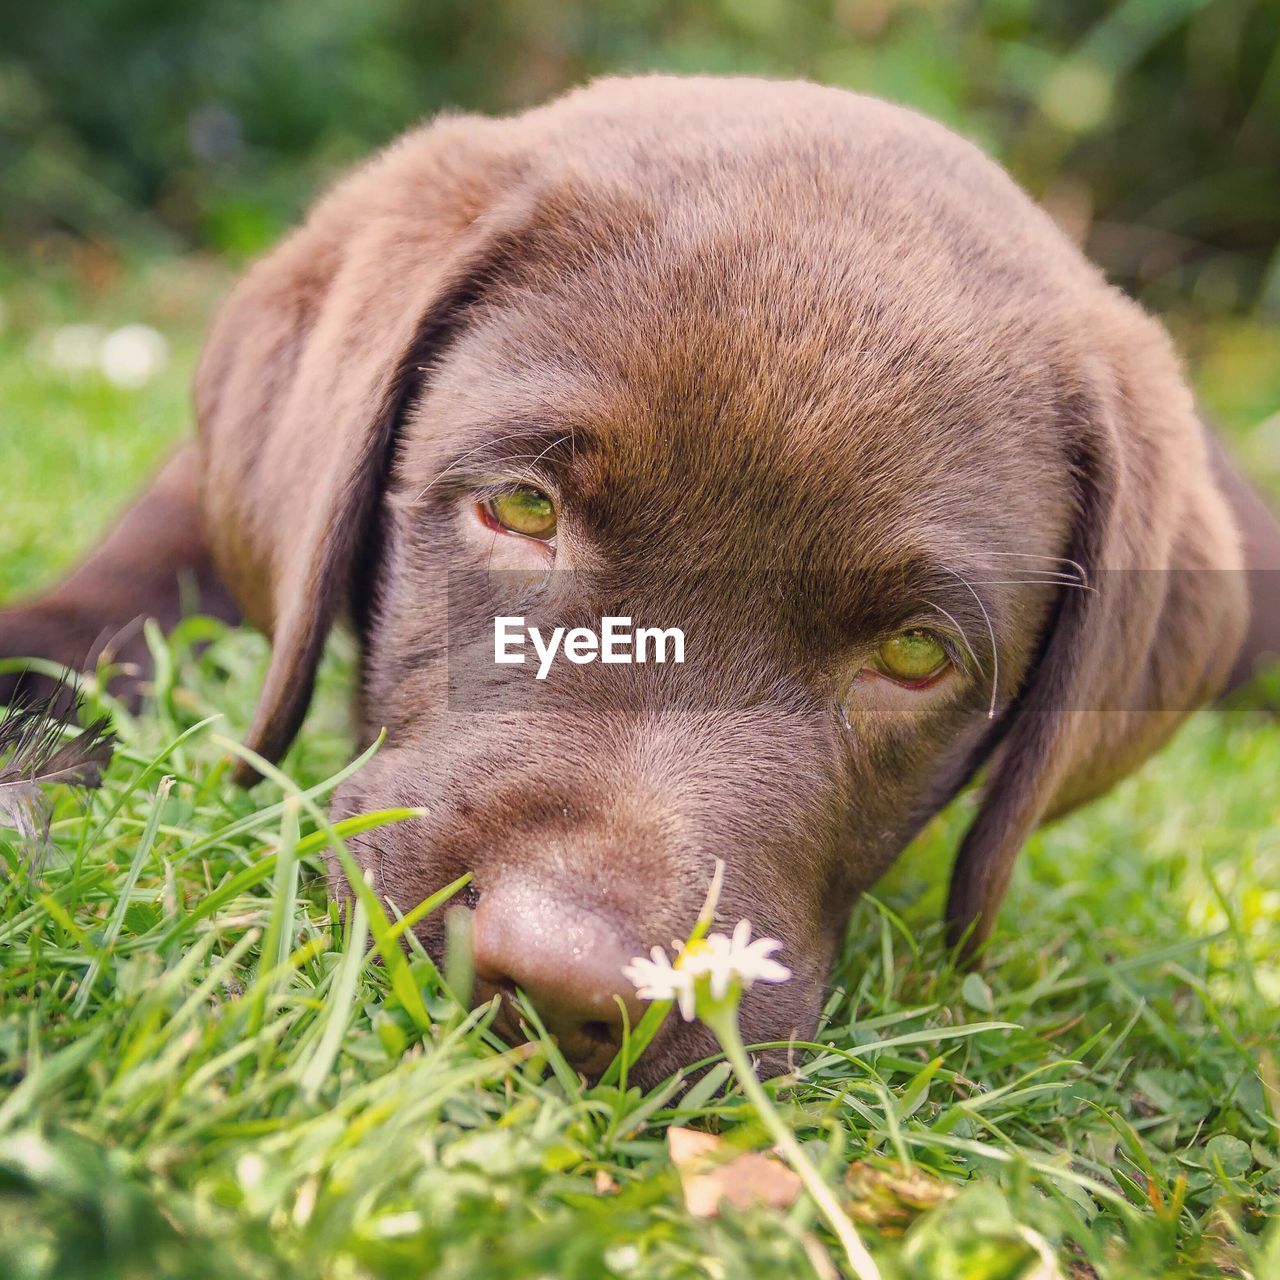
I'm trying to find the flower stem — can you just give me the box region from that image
[704,1006,881,1280]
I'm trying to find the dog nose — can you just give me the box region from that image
[471,886,646,1076]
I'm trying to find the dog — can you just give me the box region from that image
[3,76,1278,1083]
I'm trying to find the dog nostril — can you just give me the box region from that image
[470,889,648,1073]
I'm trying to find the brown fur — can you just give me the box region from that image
[3,76,1274,1082]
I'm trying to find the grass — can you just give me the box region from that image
[1,252,1279,1279]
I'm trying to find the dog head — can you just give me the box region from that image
[195,77,1245,1081]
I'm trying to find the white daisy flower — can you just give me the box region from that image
[621,945,697,1020]
[624,919,790,1021]
[679,919,791,997]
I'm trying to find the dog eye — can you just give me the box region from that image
[483,487,557,540]
[872,630,949,685]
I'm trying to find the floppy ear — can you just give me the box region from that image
[946,305,1248,954]
[194,119,530,782]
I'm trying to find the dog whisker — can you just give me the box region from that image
[524,432,574,479]
[413,451,563,505]
[969,571,1083,585]
[977,551,1090,588]
[412,434,534,502]
[920,597,983,677]
[412,432,573,503]
[938,565,1000,719]
[964,577,1097,593]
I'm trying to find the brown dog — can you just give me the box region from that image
[3,77,1277,1082]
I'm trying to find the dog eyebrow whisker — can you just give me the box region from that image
[410,450,565,506]
[962,571,1086,588]
[965,576,1097,593]
[919,598,982,677]
[524,432,574,478]
[483,521,507,588]
[445,447,576,492]
[412,430,574,503]
[975,566,1085,583]
[938,565,1000,720]
[412,431,540,502]
[976,551,1091,589]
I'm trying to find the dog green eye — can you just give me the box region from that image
[875,630,948,684]
[486,487,556,539]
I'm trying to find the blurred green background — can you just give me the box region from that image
[5,0,1280,310]
[1,0,1278,598]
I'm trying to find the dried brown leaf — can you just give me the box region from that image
[668,1125,802,1218]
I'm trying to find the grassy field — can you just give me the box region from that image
[1,253,1279,1279]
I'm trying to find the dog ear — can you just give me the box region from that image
[945,305,1248,955]
[194,119,530,782]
